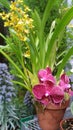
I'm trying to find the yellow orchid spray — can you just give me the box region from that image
[0,0,33,42]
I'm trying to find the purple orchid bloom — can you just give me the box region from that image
[38,67,56,85]
[50,86,64,104]
[32,67,71,106]
[69,89,73,96]
[59,74,71,92]
[32,83,53,105]
[39,96,51,105]
[32,84,46,100]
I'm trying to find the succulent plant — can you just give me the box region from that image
[24,91,36,115]
[0,63,15,103]
[0,63,18,130]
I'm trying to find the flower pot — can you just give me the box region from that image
[36,100,69,130]
[60,118,73,130]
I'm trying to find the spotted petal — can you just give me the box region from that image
[32,84,46,100]
[59,73,71,91]
[38,67,56,84]
[50,87,64,104]
[39,96,51,105]
[60,74,69,84]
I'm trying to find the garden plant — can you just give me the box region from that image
[0,0,73,91]
[0,63,18,130]
[0,0,73,129]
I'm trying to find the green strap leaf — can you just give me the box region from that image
[56,46,73,78]
[32,0,56,68]
[32,10,41,35]
[0,49,28,84]
[28,39,41,73]
[42,0,56,32]
[0,0,10,10]
[12,80,32,92]
[45,6,73,66]
[40,0,56,66]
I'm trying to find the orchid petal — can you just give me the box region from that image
[32,84,46,99]
[38,67,52,81]
[60,73,69,84]
[47,74,56,84]
[40,96,51,105]
[44,83,54,94]
[38,67,56,84]
[69,89,73,96]
[45,67,52,74]
[59,81,71,91]
[50,87,64,104]
[59,73,71,91]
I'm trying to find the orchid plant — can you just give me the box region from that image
[0,0,73,104]
[32,67,73,106]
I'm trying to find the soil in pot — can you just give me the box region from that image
[60,118,73,130]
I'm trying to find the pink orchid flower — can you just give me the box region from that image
[38,67,56,85]
[59,74,71,92]
[69,89,73,96]
[32,83,53,105]
[39,96,51,105]
[32,67,72,106]
[32,84,46,100]
[50,86,64,104]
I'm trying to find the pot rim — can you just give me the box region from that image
[60,117,73,130]
[46,99,70,110]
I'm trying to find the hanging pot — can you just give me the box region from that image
[36,100,69,130]
[60,118,73,130]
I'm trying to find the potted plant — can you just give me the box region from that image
[0,0,73,130]
[32,66,72,130]
[60,118,73,130]
[60,97,73,130]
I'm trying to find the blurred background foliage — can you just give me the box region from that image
[24,0,62,33]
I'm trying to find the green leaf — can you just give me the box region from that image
[0,45,9,50]
[12,80,31,92]
[44,20,56,69]
[70,102,73,115]
[39,0,57,67]
[56,46,73,78]
[45,6,73,66]
[0,32,27,76]
[28,38,41,73]
[0,0,10,10]
[0,33,8,41]
[32,10,41,35]
[8,121,15,129]
[45,20,56,49]
[0,49,28,84]
[42,0,56,31]
[32,0,57,68]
